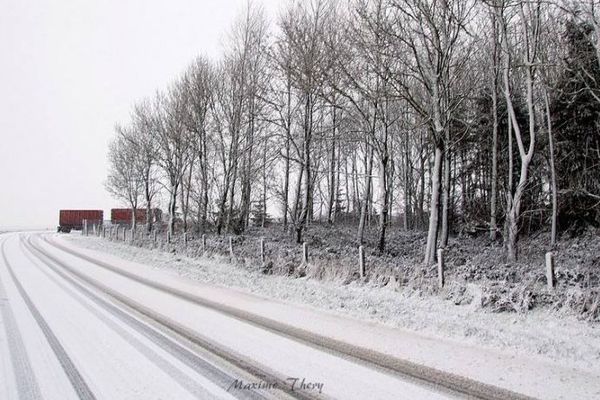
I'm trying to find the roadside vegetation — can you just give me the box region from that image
[103,0,600,321]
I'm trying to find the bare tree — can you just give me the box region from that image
[105,125,144,230]
[181,57,215,232]
[495,0,545,261]
[129,101,160,232]
[153,85,194,236]
[281,0,333,243]
[267,26,299,231]
[386,0,476,264]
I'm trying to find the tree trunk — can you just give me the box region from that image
[490,79,499,240]
[417,136,426,229]
[424,145,443,265]
[296,94,313,243]
[357,145,374,245]
[200,130,209,232]
[145,181,152,233]
[216,171,231,235]
[403,133,412,230]
[283,127,290,230]
[441,137,451,248]
[327,106,336,224]
[377,154,389,252]
[262,137,268,228]
[291,163,304,228]
[168,183,178,236]
[544,91,557,247]
[201,176,209,232]
[226,149,239,232]
[130,205,137,232]
[344,153,351,218]
[181,162,193,233]
[352,152,359,214]
[506,163,529,262]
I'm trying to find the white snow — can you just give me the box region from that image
[0,236,80,400]
[0,299,18,400]
[57,232,600,400]
[0,233,238,400]
[36,233,456,400]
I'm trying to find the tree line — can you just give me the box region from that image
[106,0,600,264]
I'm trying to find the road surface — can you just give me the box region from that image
[0,231,518,400]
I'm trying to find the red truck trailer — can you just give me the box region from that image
[58,210,103,233]
[110,208,162,226]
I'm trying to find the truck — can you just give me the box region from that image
[58,210,103,233]
[110,208,162,226]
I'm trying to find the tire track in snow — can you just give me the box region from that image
[33,235,325,400]
[0,237,42,400]
[21,235,266,400]
[1,239,97,400]
[43,234,537,400]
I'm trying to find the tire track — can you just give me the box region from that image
[0,237,42,400]
[1,239,97,400]
[30,235,325,400]
[43,234,536,400]
[21,235,269,400]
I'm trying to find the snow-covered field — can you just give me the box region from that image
[65,233,600,374]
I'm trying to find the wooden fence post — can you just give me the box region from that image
[359,245,365,278]
[153,230,157,243]
[202,234,206,254]
[83,219,87,236]
[166,230,170,244]
[437,249,445,288]
[229,237,234,259]
[183,232,188,247]
[545,252,555,289]
[302,242,309,265]
[260,238,265,265]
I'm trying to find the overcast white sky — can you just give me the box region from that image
[0,0,280,230]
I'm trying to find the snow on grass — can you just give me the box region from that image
[64,234,600,374]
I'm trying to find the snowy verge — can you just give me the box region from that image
[59,234,600,398]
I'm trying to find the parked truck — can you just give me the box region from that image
[110,208,162,226]
[58,210,103,233]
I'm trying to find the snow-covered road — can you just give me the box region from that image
[0,232,274,400]
[0,232,468,400]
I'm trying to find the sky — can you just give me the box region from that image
[0,0,280,230]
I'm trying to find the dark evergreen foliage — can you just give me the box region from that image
[552,20,600,230]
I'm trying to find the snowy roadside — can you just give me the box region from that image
[63,234,600,375]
